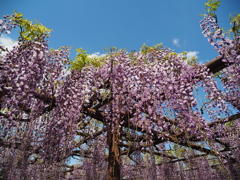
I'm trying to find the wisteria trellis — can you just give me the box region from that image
[0,9,239,180]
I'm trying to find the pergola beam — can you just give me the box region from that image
[204,56,234,74]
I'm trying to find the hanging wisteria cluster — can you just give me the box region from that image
[0,10,239,180]
[200,15,240,111]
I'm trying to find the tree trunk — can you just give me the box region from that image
[107,130,121,180]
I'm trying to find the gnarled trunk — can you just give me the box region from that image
[107,130,120,180]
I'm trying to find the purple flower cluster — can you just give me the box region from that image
[0,13,239,179]
[200,15,240,111]
[0,14,18,37]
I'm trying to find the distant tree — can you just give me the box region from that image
[0,1,239,179]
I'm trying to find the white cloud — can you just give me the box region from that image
[172,38,180,47]
[88,52,106,58]
[0,35,18,52]
[186,51,199,59]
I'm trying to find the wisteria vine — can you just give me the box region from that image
[0,8,240,180]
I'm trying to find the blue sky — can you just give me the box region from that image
[0,0,239,63]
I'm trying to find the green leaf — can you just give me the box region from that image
[205,3,211,6]
[11,11,52,41]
